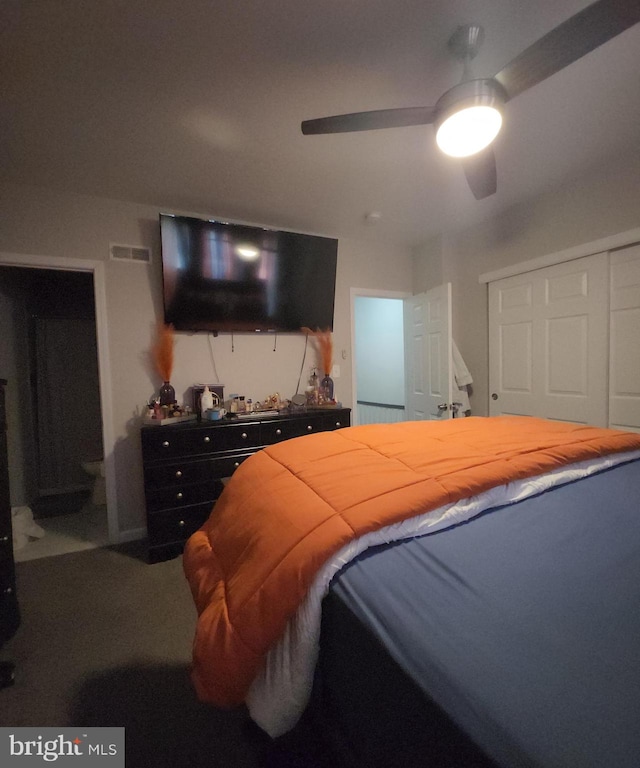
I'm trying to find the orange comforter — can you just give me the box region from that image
[183,416,640,707]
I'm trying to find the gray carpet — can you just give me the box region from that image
[0,542,288,766]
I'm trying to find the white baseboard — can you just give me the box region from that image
[117,527,147,544]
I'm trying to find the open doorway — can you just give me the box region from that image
[351,288,410,425]
[0,254,117,560]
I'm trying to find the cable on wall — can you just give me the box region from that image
[295,334,310,395]
[207,333,220,382]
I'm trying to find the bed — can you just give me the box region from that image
[182,416,640,767]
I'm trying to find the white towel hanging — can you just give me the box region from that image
[452,340,473,415]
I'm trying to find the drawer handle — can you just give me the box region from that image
[0,535,8,542]
[176,492,183,500]
[234,462,240,468]
[204,436,211,443]
[162,440,170,448]
[3,586,12,595]
[175,470,183,479]
[335,421,341,427]
[307,425,313,431]
[178,520,185,527]
[241,432,248,439]
[275,429,282,436]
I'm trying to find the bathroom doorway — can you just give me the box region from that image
[0,265,109,560]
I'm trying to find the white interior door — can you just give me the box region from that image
[609,243,640,432]
[404,284,452,420]
[489,253,608,425]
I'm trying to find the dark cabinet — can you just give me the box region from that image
[0,379,20,645]
[141,408,351,563]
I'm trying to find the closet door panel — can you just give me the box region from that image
[489,253,608,426]
[489,276,535,417]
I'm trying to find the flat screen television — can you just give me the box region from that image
[160,214,338,333]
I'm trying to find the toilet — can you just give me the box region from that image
[81,459,107,506]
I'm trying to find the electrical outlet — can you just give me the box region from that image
[332,364,340,378]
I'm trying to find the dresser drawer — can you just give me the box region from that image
[0,567,19,641]
[315,411,350,431]
[143,452,255,489]
[0,517,11,548]
[201,423,262,452]
[144,479,223,512]
[0,559,16,600]
[142,422,262,460]
[0,530,12,565]
[147,503,213,546]
[261,411,350,443]
[261,418,311,443]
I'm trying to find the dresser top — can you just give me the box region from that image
[141,407,350,432]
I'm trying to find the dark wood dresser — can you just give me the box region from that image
[0,379,20,653]
[141,408,351,563]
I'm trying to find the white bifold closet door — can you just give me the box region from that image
[489,245,640,430]
[488,253,609,426]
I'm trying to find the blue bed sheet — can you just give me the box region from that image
[330,458,640,768]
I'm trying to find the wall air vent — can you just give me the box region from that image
[109,243,151,263]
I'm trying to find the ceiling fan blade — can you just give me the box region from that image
[494,0,640,100]
[461,147,497,200]
[301,106,437,135]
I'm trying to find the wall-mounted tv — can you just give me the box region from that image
[160,214,338,333]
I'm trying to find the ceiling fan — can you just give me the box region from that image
[301,0,640,200]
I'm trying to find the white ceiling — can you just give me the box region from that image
[2,0,639,248]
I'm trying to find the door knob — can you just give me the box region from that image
[492,393,498,400]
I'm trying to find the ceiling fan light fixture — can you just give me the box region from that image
[436,105,502,158]
[435,79,506,158]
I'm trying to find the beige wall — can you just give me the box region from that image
[0,182,413,537]
[412,233,443,294]
[436,148,640,416]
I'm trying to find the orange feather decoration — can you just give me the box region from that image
[152,323,175,382]
[302,327,333,375]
